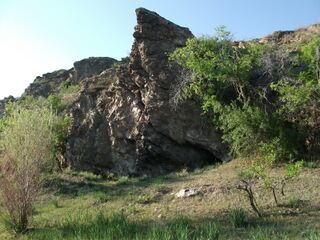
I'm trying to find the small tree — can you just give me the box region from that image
[237,170,262,217]
[0,98,57,233]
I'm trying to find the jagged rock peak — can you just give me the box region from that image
[133,8,193,42]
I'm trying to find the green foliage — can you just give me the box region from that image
[271,80,317,114]
[248,226,285,240]
[170,29,266,105]
[0,118,8,133]
[72,171,103,182]
[171,27,320,162]
[271,36,320,133]
[285,160,303,179]
[299,36,320,81]
[59,80,71,91]
[48,118,70,171]
[59,83,80,96]
[238,169,257,181]
[48,94,64,113]
[0,97,58,233]
[217,104,271,156]
[1,97,70,172]
[258,138,283,165]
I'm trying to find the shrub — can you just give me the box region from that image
[237,170,262,217]
[47,94,64,113]
[170,28,320,161]
[51,116,70,171]
[0,98,58,233]
[171,28,318,213]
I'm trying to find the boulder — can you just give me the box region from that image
[175,188,202,198]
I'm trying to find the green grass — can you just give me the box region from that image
[228,208,248,227]
[1,159,320,239]
[248,226,320,240]
[24,212,220,240]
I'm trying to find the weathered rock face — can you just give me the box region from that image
[23,57,117,98]
[24,69,71,98]
[65,8,228,175]
[72,57,117,82]
[259,23,320,46]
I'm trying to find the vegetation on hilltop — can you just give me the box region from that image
[170,27,320,162]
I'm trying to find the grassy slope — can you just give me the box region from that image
[1,159,319,239]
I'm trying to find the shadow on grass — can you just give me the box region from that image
[43,171,190,199]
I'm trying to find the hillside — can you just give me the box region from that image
[0,159,319,239]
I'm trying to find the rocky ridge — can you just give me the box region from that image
[24,57,118,98]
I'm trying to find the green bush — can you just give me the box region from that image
[170,27,307,161]
[48,94,64,113]
[170,28,320,162]
[0,97,58,233]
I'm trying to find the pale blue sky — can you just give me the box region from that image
[0,0,319,99]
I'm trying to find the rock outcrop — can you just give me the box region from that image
[259,23,320,46]
[24,57,117,98]
[24,69,71,98]
[72,57,117,83]
[65,8,228,175]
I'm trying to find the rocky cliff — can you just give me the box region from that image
[65,8,228,175]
